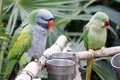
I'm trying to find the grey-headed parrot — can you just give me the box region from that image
[4,9,54,79]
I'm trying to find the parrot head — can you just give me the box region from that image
[35,9,54,30]
[90,11,110,28]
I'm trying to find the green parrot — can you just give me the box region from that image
[4,9,54,79]
[82,12,110,80]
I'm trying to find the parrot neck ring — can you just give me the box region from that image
[104,19,110,27]
[37,22,48,29]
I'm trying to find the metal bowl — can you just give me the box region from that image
[46,59,76,80]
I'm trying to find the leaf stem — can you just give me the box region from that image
[0,0,3,26]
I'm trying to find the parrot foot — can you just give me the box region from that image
[34,59,41,67]
[101,46,106,50]
[88,49,94,58]
[35,59,38,61]
[101,47,106,54]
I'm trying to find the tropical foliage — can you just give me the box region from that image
[0,0,120,80]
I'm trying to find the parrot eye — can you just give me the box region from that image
[104,19,110,27]
[48,18,53,21]
[41,17,48,21]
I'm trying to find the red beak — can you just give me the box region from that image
[104,19,110,27]
[48,20,54,29]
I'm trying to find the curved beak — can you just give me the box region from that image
[48,20,54,30]
[104,19,110,28]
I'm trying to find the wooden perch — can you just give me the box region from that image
[15,61,41,80]
[76,46,120,61]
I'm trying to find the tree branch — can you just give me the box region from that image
[76,46,120,61]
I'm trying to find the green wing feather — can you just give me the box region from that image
[4,9,38,79]
[8,25,33,61]
[4,25,33,79]
[19,52,31,68]
[9,20,28,50]
[4,60,17,79]
[9,27,23,50]
[82,26,89,50]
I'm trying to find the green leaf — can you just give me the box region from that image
[93,63,117,80]
[17,0,87,20]
[0,37,10,42]
[55,12,92,20]
[115,0,120,3]
[0,33,11,38]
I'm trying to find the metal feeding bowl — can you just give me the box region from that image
[46,59,76,80]
[50,52,76,62]
[111,53,120,69]
[111,53,120,80]
[50,53,76,77]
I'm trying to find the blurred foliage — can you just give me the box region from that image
[0,0,120,80]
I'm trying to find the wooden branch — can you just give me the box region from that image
[15,61,41,80]
[76,46,120,61]
[61,46,120,80]
[74,63,82,80]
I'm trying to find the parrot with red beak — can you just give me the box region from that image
[82,12,110,80]
[4,9,54,79]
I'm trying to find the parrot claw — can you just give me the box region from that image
[35,59,38,61]
[88,49,94,58]
[101,46,106,49]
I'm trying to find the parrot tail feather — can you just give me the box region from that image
[4,59,17,79]
[86,59,93,80]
